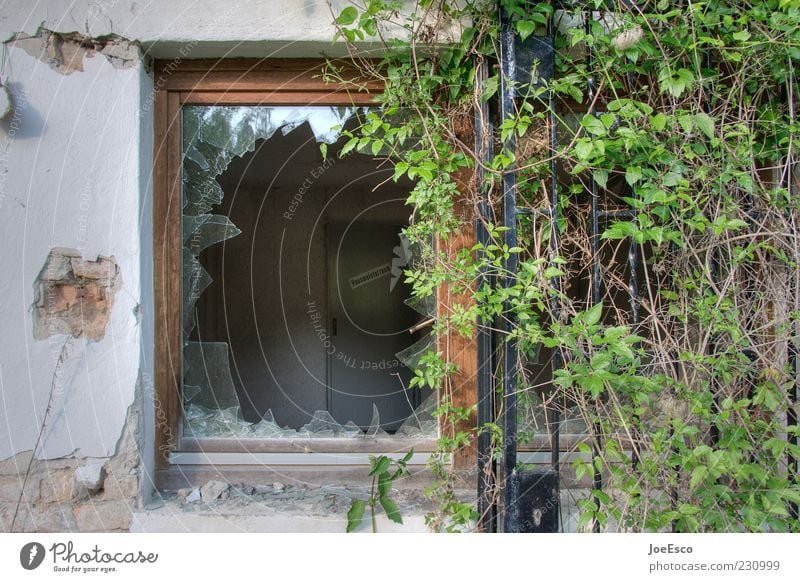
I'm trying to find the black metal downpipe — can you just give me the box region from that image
[499,2,520,533]
[787,77,799,521]
[790,325,799,521]
[545,7,563,517]
[584,9,603,533]
[476,57,498,533]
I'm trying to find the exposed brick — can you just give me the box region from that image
[73,501,132,531]
[0,475,41,503]
[0,502,17,531]
[39,469,76,503]
[1,502,77,532]
[101,474,138,501]
[32,248,122,342]
[28,504,77,532]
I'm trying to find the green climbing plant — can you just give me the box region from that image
[347,452,413,532]
[330,0,800,532]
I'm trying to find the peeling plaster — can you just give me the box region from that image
[32,248,122,342]
[0,399,143,532]
[7,28,139,75]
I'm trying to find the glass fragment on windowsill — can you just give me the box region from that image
[183,396,438,440]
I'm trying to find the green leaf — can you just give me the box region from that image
[574,140,593,161]
[625,166,643,186]
[336,6,358,25]
[651,113,668,131]
[481,75,499,103]
[577,511,594,530]
[778,489,800,504]
[362,17,378,37]
[346,499,366,532]
[584,303,602,326]
[378,472,392,498]
[339,137,358,157]
[319,143,327,160]
[732,30,751,42]
[581,114,606,136]
[602,220,637,240]
[593,169,608,190]
[689,465,707,491]
[544,266,564,278]
[516,20,536,41]
[369,456,391,476]
[694,112,715,138]
[380,496,403,524]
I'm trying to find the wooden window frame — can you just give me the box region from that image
[152,59,478,477]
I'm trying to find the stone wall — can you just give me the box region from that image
[0,401,142,532]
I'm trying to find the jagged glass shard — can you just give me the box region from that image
[299,410,345,437]
[305,107,355,144]
[184,142,209,171]
[182,249,212,336]
[184,404,247,438]
[401,237,436,318]
[190,106,356,161]
[404,294,436,318]
[365,404,389,438]
[183,214,241,255]
[183,342,241,411]
[248,419,292,438]
[194,139,230,177]
[182,398,439,439]
[342,421,362,438]
[396,394,438,438]
[183,164,225,215]
[396,333,436,370]
[183,384,202,403]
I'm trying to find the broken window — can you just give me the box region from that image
[180,105,436,440]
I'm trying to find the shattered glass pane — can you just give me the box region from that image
[300,410,351,438]
[183,214,242,255]
[396,333,436,370]
[182,249,212,337]
[183,403,434,439]
[183,342,240,410]
[365,404,389,438]
[181,104,437,440]
[184,405,248,438]
[181,105,359,333]
[183,384,202,402]
[396,394,438,438]
[404,294,436,318]
[402,236,436,317]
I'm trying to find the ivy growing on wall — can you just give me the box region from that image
[329,0,800,532]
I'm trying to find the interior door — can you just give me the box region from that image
[328,224,417,431]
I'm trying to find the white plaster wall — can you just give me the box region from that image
[0,0,360,58]
[0,0,370,468]
[0,44,145,459]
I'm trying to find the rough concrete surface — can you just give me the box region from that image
[133,482,437,533]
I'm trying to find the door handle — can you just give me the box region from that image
[332,317,337,336]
